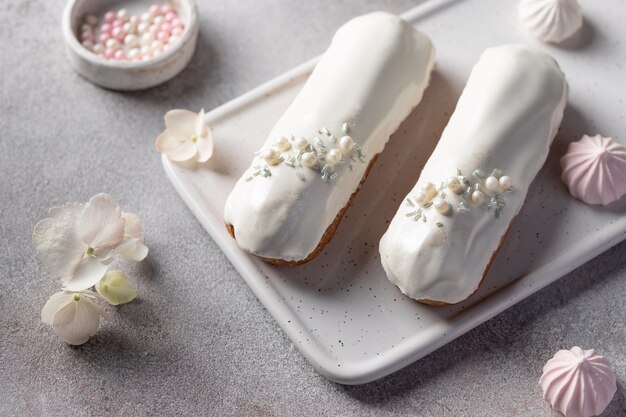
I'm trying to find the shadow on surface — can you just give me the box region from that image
[339,240,626,410]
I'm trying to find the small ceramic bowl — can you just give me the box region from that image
[62,0,198,90]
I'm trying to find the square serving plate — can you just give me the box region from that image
[162,0,626,384]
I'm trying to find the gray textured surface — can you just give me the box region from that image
[1,1,625,416]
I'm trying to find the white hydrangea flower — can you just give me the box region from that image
[33,193,125,291]
[41,290,107,345]
[118,212,149,261]
[96,270,137,305]
[155,109,214,162]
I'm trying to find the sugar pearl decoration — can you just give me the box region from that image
[105,38,120,50]
[262,149,281,166]
[124,34,139,48]
[104,11,116,23]
[471,190,485,205]
[301,152,317,168]
[433,198,450,214]
[79,4,185,62]
[339,135,354,153]
[326,149,342,166]
[295,137,309,150]
[446,176,464,194]
[414,191,427,206]
[117,9,130,22]
[421,182,437,199]
[484,176,499,192]
[275,136,291,152]
[499,175,512,190]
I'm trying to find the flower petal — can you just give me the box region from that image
[41,291,74,325]
[77,193,125,251]
[122,212,142,240]
[155,130,197,162]
[195,109,207,137]
[164,109,198,138]
[33,203,85,280]
[63,256,109,291]
[51,293,102,345]
[196,127,214,163]
[118,238,149,261]
[96,270,138,305]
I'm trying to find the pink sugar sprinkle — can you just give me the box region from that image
[104,11,116,23]
[104,48,116,59]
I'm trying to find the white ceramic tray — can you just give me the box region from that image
[163,0,626,384]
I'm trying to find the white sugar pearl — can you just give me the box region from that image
[140,12,152,23]
[86,15,99,26]
[499,175,512,190]
[433,198,450,214]
[105,38,120,50]
[326,149,342,166]
[124,34,139,48]
[484,176,499,192]
[151,40,164,50]
[275,136,291,152]
[137,22,149,34]
[262,149,281,166]
[446,176,464,194]
[294,137,309,150]
[140,45,152,55]
[117,9,130,22]
[81,23,92,33]
[141,33,154,44]
[301,152,317,168]
[421,182,437,199]
[168,34,179,44]
[93,44,104,54]
[471,190,485,205]
[338,135,354,153]
[127,48,140,59]
[81,40,94,50]
[153,16,164,25]
[414,191,427,206]
[123,22,136,34]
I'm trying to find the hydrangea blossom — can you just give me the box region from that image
[155,109,214,162]
[41,290,107,345]
[34,193,147,345]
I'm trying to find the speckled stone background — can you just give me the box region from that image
[1,1,625,416]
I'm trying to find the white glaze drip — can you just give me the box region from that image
[379,45,568,304]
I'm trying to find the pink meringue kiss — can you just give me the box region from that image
[561,134,626,205]
[539,347,617,417]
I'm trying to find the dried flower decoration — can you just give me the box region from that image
[33,193,148,345]
[156,109,214,162]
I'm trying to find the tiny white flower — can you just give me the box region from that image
[41,290,107,345]
[96,270,138,305]
[33,193,126,291]
[155,109,214,162]
[117,212,149,261]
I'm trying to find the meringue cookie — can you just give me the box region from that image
[519,0,583,43]
[561,134,626,205]
[540,347,617,417]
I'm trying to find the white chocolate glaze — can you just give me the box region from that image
[225,12,435,262]
[379,45,568,304]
